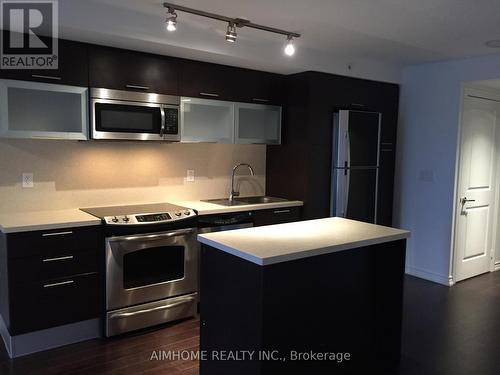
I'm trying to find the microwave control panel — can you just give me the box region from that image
[164,107,178,135]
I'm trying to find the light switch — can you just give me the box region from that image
[187,170,195,182]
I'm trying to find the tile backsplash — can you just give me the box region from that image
[0,139,266,212]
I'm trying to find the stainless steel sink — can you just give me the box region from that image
[236,196,287,204]
[202,198,248,206]
[202,196,287,206]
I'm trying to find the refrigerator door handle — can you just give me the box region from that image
[344,168,350,216]
[346,124,351,169]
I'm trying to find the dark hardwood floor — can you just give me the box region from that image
[1,272,499,374]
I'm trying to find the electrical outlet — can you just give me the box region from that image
[22,173,34,188]
[187,170,195,182]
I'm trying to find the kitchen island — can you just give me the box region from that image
[197,217,410,375]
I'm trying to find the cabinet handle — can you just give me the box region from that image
[199,92,219,97]
[42,231,73,237]
[31,74,62,81]
[273,209,291,214]
[381,148,393,152]
[351,103,365,107]
[381,142,393,146]
[43,280,74,288]
[43,255,74,263]
[126,84,150,90]
[251,142,267,145]
[252,98,270,103]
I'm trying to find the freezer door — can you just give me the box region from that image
[347,111,381,167]
[333,167,378,223]
[334,110,381,168]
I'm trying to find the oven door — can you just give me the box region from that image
[105,228,199,311]
[91,98,168,141]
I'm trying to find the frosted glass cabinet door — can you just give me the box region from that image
[180,97,234,143]
[235,103,281,144]
[0,79,89,140]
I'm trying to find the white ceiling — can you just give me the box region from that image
[59,0,500,83]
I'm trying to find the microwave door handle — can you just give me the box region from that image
[160,106,166,138]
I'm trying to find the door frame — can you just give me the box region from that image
[450,84,500,284]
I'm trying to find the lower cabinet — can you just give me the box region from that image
[0,226,104,335]
[252,207,301,227]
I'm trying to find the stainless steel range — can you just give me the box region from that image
[80,203,198,337]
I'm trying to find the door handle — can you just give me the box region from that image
[460,197,476,205]
[160,106,166,137]
[109,295,196,319]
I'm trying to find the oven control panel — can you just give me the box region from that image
[103,209,196,225]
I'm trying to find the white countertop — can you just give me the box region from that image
[0,199,303,233]
[0,209,101,233]
[174,199,303,215]
[197,217,410,265]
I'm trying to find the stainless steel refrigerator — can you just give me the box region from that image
[331,110,381,223]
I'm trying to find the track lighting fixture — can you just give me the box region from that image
[165,6,177,32]
[284,35,295,56]
[226,22,237,43]
[163,2,301,55]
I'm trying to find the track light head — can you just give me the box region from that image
[226,22,237,43]
[165,7,177,31]
[284,35,295,56]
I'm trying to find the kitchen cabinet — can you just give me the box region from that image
[235,102,281,145]
[233,70,285,105]
[0,38,89,86]
[179,60,240,101]
[89,45,179,95]
[0,79,89,140]
[180,97,234,143]
[0,226,103,335]
[252,206,301,227]
[179,59,285,105]
[266,72,399,224]
[181,98,282,144]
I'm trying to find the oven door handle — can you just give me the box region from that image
[109,228,196,243]
[109,294,197,319]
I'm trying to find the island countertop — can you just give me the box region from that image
[197,217,410,265]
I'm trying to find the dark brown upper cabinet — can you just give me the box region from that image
[179,59,285,105]
[89,45,179,95]
[179,59,239,101]
[0,39,89,86]
[233,70,285,105]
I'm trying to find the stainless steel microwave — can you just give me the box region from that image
[90,88,180,141]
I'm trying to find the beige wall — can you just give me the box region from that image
[0,139,266,213]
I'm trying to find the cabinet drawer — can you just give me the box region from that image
[9,272,102,335]
[8,250,100,284]
[7,226,103,259]
[252,207,301,227]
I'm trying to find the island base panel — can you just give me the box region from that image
[200,240,406,375]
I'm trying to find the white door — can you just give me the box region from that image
[454,87,500,282]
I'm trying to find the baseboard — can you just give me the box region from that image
[405,266,452,286]
[0,315,101,358]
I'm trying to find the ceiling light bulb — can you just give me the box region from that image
[284,36,295,56]
[166,20,176,31]
[226,23,237,43]
[165,7,177,32]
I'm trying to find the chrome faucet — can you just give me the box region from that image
[230,163,255,201]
